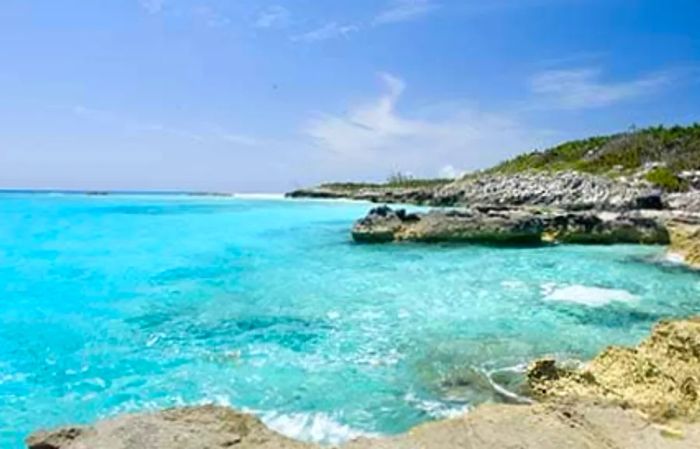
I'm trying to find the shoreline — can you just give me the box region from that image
[14,165,700,447]
[26,317,700,449]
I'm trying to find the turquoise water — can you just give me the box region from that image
[2,193,700,447]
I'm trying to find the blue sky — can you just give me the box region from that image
[0,0,698,192]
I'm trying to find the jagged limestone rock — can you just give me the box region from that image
[352,206,670,245]
[667,217,700,268]
[528,317,700,422]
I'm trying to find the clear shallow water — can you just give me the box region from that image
[1,193,700,447]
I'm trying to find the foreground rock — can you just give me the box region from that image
[528,317,700,422]
[28,402,700,449]
[345,401,700,449]
[352,206,670,245]
[26,405,314,449]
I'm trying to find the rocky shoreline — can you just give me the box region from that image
[27,169,700,448]
[290,170,700,267]
[27,317,700,449]
[287,171,682,210]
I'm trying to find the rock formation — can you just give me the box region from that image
[433,171,659,210]
[528,317,700,422]
[351,206,671,245]
[286,171,681,211]
[26,406,313,449]
[667,217,700,268]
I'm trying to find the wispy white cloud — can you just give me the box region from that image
[304,73,549,175]
[254,5,291,29]
[291,22,359,43]
[290,0,436,44]
[139,0,165,14]
[530,68,672,109]
[373,0,438,25]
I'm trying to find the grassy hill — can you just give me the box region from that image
[309,123,700,194]
[488,123,700,191]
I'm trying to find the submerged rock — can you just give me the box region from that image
[528,317,700,422]
[351,206,670,245]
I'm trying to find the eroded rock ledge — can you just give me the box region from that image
[668,216,700,268]
[528,317,700,423]
[351,205,671,245]
[27,318,700,449]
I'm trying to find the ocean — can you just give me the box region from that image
[1,192,699,447]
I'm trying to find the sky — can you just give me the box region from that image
[0,0,698,192]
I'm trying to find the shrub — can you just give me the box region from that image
[644,167,688,192]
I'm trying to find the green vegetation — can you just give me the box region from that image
[489,123,700,189]
[318,123,700,192]
[320,173,452,192]
[644,166,688,192]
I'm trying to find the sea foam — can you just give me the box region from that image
[542,284,639,307]
[262,412,374,445]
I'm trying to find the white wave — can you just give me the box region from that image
[540,282,558,296]
[482,368,534,405]
[542,284,639,307]
[664,252,687,265]
[262,412,374,445]
[404,393,471,420]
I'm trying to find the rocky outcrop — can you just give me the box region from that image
[352,206,670,245]
[26,405,313,449]
[528,317,700,422]
[286,187,357,200]
[667,191,700,211]
[434,171,660,210]
[547,211,670,244]
[353,206,547,244]
[667,217,700,268]
[344,401,700,449]
[287,171,672,210]
[286,186,436,205]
